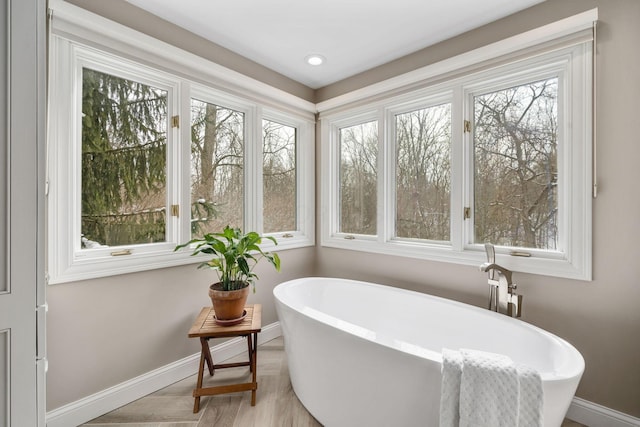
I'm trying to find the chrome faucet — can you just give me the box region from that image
[479,244,522,317]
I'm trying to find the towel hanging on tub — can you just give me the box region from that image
[439,348,543,427]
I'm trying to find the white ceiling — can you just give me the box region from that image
[125,0,545,89]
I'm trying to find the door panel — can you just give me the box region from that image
[0,0,7,297]
[0,0,45,425]
[0,0,8,424]
[0,329,8,425]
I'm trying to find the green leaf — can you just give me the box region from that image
[176,226,281,288]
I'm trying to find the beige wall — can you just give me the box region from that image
[316,0,640,418]
[48,0,640,419]
[46,247,316,409]
[47,0,319,411]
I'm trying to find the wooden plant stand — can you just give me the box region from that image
[187,304,262,413]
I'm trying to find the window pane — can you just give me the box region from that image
[81,68,167,248]
[339,121,377,235]
[263,119,296,233]
[396,103,451,241]
[474,78,558,249]
[190,99,244,235]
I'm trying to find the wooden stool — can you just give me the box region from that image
[188,304,262,413]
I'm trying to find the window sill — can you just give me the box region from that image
[320,236,591,281]
[48,235,314,285]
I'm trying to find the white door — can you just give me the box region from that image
[0,0,46,426]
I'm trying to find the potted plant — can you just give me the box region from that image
[176,225,280,324]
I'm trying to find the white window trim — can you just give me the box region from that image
[460,47,592,279]
[322,109,381,243]
[260,108,316,250]
[47,5,315,284]
[385,90,455,247]
[47,37,188,284]
[320,22,594,281]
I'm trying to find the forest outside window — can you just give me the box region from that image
[394,102,451,243]
[339,120,378,236]
[190,98,245,234]
[321,41,592,280]
[48,37,314,284]
[472,78,559,251]
[262,119,297,233]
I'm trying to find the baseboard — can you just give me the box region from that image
[46,322,639,427]
[45,321,282,427]
[567,397,640,427]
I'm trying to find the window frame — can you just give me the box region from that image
[187,83,256,236]
[260,108,315,247]
[320,41,593,280]
[386,91,454,247]
[321,110,381,245]
[48,32,315,284]
[463,63,567,258]
[77,56,179,253]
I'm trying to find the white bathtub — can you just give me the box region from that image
[274,277,584,427]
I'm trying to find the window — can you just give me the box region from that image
[190,98,245,233]
[473,78,558,250]
[262,119,296,233]
[81,68,169,249]
[395,103,451,242]
[321,39,593,280]
[48,35,315,284]
[339,121,378,236]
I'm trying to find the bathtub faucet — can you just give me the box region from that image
[479,244,522,318]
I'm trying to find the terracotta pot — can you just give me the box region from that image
[208,282,250,322]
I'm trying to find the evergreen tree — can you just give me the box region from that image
[81,68,168,247]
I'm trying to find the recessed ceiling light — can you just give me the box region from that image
[305,54,325,66]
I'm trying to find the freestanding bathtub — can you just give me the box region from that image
[274,277,584,427]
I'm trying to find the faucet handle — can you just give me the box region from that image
[508,294,523,318]
[484,244,496,279]
[484,243,495,263]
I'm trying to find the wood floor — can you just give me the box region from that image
[82,337,320,427]
[82,336,585,427]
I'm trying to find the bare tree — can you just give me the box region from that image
[340,122,378,235]
[263,120,296,232]
[396,103,451,241]
[474,78,558,249]
[190,99,244,233]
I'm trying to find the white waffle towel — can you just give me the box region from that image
[440,349,463,427]
[516,363,544,427]
[439,349,543,427]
